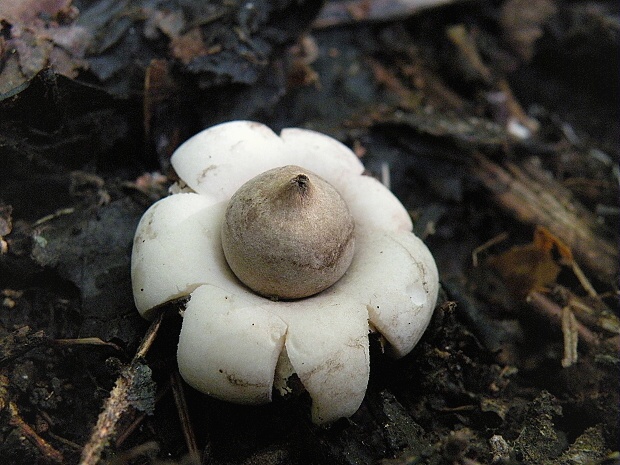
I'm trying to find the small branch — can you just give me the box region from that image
[561,307,579,368]
[171,371,199,458]
[48,431,83,451]
[9,401,64,464]
[472,232,509,267]
[570,261,599,299]
[136,312,164,359]
[79,366,133,465]
[526,291,600,349]
[116,381,171,448]
[79,311,164,465]
[54,337,122,352]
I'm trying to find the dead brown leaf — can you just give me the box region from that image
[486,227,564,298]
[0,0,90,96]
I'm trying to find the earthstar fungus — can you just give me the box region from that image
[131,121,439,424]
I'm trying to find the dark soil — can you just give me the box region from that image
[1,1,618,464]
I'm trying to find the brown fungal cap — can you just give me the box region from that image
[221,165,355,299]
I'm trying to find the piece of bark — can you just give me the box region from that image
[471,154,618,285]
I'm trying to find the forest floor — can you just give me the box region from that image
[0,1,618,464]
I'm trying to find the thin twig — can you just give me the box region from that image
[115,381,171,448]
[48,431,83,451]
[526,291,599,349]
[79,311,164,465]
[561,307,579,367]
[54,337,123,352]
[136,312,164,359]
[472,232,509,267]
[570,261,599,299]
[9,401,64,464]
[171,371,199,458]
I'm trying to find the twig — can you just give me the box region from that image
[9,401,64,463]
[54,337,123,352]
[79,366,134,465]
[471,154,618,285]
[115,381,171,448]
[171,371,199,459]
[526,291,599,349]
[561,307,579,367]
[48,431,83,450]
[570,261,599,299]
[79,311,164,465]
[566,293,620,336]
[472,232,509,267]
[136,312,164,359]
[114,412,144,449]
[33,208,75,226]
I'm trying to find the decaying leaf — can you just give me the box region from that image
[0,0,90,96]
[1,0,321,97]
[486,227,564,298]
[30,198,145,344]
[532,225,574,262]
